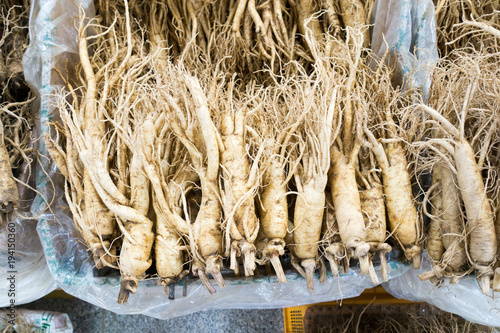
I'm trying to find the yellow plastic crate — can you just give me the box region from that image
[283,287,419,333]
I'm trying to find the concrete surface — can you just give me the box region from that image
[23,298,285,332]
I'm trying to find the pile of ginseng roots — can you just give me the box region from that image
[45,0,499,304]
[0,0,34,220]
[419,0,500,294]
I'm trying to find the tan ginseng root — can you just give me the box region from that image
[137,117,190,295]
[358,148,391,283]
[290,74,336,291]
[419,102,497,294]
[66,1,150,269]
[321,190,348,278]
[424,164,444,266]
[338,0,370,48]
[419,161,467,283]
[58,86,154,303]
[362,62,422,269]
[60,9,120,268]
[327,31,374,282]
[165,72,226,292]
[296,0,324,57]
[254,84,307,283]
[220,86,262,277]
[228,0,296,70]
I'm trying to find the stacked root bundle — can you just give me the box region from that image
[415,50,500,294]
[413,1,500,294]
[47,0,428,304]
[434,0,499,56]
[0,0,33,218]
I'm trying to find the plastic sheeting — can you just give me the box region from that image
[28,0,410,318]
[0,1,57,306]
[384,253,500,327]
[371,0,438,102]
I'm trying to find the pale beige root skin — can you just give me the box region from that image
[426,218,444,263]
[130,153,149,216]
[383,143,421,268]
[192,180,225,289]
[421,104,496,292]
[338,0,370,47]
[76,147,154,304]
[439,165,465,263]
[322,192,348,276]
[0,128,18,213]
[118,220,154,303]
[360,183,391,283]
[84,171,117,269]
[293,181,325,291]
[455,143,496,294]
[426,165,444,263]
[297,0,324,52]
[330,147,372,280]
[259,158,288,283]
[420,164,467,282]
[221,110,258,277]
[154,201,186,291]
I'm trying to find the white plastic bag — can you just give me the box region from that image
[0,110,56,305]
[371,0,438,102]
[0,309,73,333]
[384,253,500,327]
[26,0,412,318]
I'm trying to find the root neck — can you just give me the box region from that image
[197,269,216,294]
[418,265,444,282]
[325,243,347,276]
[377,243,392,283]
[403,245,422,269]
[494,269,500,292]
[476,265,494,295]
[301,259,317,292]
[270,253,286,283]
[117,276,138,304]
[265,239,286,283]
[367,258,379,285]
[241,241,256,276]
[206,255,226,288]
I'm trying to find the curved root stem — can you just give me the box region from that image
[265,239,286,283]
[302,259,317,292]
[476,265,493,295]
[326,252,339,277]
[270,253,286,283]
[367,258,379,285]
[348,240,370,275]
[206,255,226,288]
[377,243,391,283]
[241,241,256,276]
[325,242,347,277]
[494,268,500,292]
[404,245,422,269]
[197,269,216,294]
[480,274,491,295]
[117,276,138,304]
[319,257,327,283]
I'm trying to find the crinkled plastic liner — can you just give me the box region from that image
[0,198,56,306]
[371,0,438,102]
[29,0,409,318]
[384,253,500,327]
[0,3,57,306]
